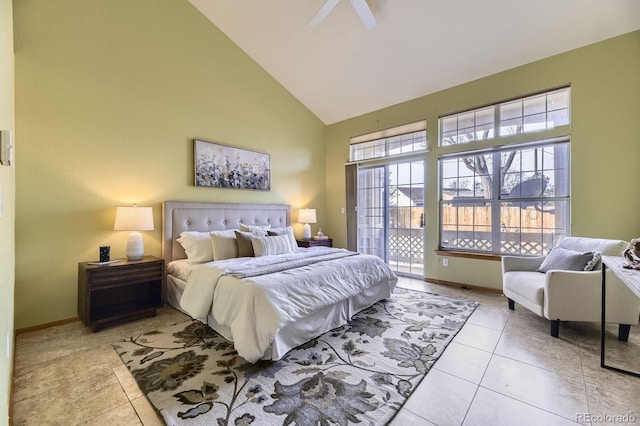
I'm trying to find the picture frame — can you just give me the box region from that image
[194,139,270,191]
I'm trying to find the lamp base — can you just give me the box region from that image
[302,223,312,240]
[126,231,144,260]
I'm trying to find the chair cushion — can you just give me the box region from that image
[503,271,546,307]
[537,247,600,273]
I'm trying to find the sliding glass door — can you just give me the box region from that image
[357,160,425,277]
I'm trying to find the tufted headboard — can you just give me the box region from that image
[162,201,290,267]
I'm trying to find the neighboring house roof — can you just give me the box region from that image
[396,187,424,206]
[442,187,485,200]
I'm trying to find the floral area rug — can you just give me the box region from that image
[113,288,478,425]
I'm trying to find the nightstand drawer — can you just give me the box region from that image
[87,262,162,287]
[297,238,333,248]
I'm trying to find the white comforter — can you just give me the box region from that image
[180,247,397,362]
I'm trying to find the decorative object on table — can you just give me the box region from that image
[99,246,110,262]
[622,237,640,270]
[86,259,120,266]
[113,288,477,426]
[298,208,316,240]
[313,227,328,240]
[194,139,270,190]
[114,205,154,260]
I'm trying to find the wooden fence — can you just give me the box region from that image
[385,205,562,257]
[441,205,557,231]
[393,205,558,231]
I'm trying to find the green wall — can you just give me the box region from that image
[12,0,640,324]
[326,30,640,290]
[13,0,326,329]
[0,0,14,423]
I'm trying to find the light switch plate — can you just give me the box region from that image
[1,130,13,166]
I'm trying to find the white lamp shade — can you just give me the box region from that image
[114,206,154,260]
[298,208,317,224]
[114,206,154,231]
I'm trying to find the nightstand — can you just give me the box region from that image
[78,256,164,331]
[297,238,333,248]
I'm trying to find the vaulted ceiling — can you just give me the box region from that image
[188,0,640,124]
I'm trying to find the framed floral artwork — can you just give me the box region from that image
[194,139,270,191]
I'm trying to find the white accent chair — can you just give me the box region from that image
[502,236,640,340]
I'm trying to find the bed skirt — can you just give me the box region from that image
[166,274,396,361]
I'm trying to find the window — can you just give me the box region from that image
[440,87,570,146]
[357,160,425,277]
[350,121,427,162]
[347,121,427,277]
[439,87,571,256]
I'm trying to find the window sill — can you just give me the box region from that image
[435,250,501,262]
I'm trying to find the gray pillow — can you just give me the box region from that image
[235,230,255,257]
[537,247,600,273]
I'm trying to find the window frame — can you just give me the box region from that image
[437,86,571,256]
[439,86,570,147]
[349,120,427,163]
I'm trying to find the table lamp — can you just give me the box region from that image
[298,208,317,240]
[114,205,154,260]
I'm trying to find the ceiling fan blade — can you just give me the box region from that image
[350,0,377,30]
[309,0,340,27]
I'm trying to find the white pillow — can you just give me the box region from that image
[176,231,213,263]
[240,223,271,236]
[211,230,239,260]
[268,227,298,252]
[251,234,294,257]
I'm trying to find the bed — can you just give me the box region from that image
[162,201,397,363]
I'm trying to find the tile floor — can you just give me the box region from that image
[11,277,640,425]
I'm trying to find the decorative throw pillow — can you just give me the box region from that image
[235,230,256,257]
[584,251,602,271]
[211,230,239,261]
[268,226,298,252]
[537,247,601,273]
[251,234,294,257]
[239,223,271,236]
[176,231,213,263]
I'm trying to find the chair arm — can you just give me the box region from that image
[544,270,601,320]
[501,255,545,273]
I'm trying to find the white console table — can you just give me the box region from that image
[601,255,640,378]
